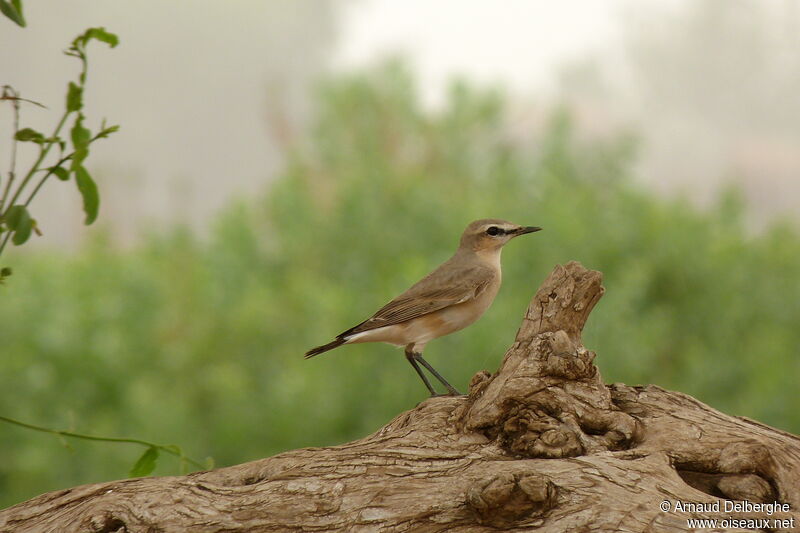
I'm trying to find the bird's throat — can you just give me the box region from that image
[475,247,503,270]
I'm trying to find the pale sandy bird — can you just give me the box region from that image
[305,219,542,396]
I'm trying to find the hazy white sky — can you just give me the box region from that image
[335,0,632,103]
[3,0,648,245]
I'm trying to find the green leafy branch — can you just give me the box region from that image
[0,27,120,281]
[1,12,214,483]
[0,415,213,477]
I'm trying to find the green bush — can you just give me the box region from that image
[1,62,798,507]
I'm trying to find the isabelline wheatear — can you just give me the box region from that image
[305,219,542,396]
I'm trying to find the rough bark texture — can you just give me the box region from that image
[2,261,799,532]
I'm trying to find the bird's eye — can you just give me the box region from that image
[486,226,502,236]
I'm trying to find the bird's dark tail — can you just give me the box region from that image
[304,337,346,359]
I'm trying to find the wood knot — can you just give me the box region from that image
[718,474,775,502]
[539,349,597,380]
[81,512,127,533]
[675,441,778,502]
[479,395,641,458]
[524,331,598,380]
[577,407,643,451]
[466,472,557,527]
[499,402,584,458]
[718,441,774,475]
[468,370,492,397]
[716,442,778,502]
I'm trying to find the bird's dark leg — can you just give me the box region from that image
[405,346,438,396]
[412,353,462,396]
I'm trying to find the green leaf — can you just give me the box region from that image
[85,27,119,48]
[74,166,99,224]
[50,166,69,181]
[12,216,33,245]
[4,205,33,245]
[73,27,119,49]
[4,204,27,230]
[162,444,182,456]
[70,114,90,150]
[96,124,120,139]
[0,0,26,27]
[15,127,45,143]
[66,82,83,112]
[70,114,91,170]
[71,147,88,169]
[129,446,159,478]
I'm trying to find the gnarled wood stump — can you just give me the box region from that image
[2,262,798,532]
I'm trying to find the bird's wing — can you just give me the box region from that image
[339,264,495,338]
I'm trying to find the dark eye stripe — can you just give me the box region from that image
[486,226,504,236]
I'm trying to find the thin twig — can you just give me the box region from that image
[0,414,207,471]
[3,109,71,211]
[0,94,47,108]
[23,128,112,208]
[0,85,22,213]
[0,230,10,256]
[4,46,89,214]
[23,155,73,207]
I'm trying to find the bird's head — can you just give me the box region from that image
[459,218,542,253]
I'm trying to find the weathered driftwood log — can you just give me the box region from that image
[2,262,798,532]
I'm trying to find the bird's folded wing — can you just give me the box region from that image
[340,265,495,337]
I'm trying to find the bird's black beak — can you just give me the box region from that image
[513,226,542,236]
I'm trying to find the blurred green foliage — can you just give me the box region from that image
[1,62,799,507]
